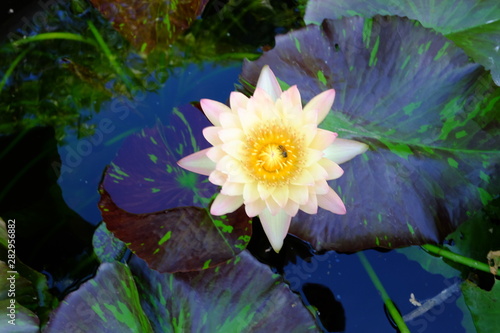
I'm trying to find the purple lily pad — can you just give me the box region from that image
[304,0,500,85]
[129,250,318,332]
[241,16,500,252]
[44,253,318,332]
[102,104,215,214]
[44,262,153,332]
[98,186,251,273]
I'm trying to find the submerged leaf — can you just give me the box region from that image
[241,16,500,252]
[462,279,500,332]
[89,0,209,52]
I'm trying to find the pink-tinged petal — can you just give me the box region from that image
[208,170,227,186]
[310,129,337,151]
[210,193,244,216]
[256,65,282,102]
[202,126,223,146]
[299,191,318,214]
[318,158,344,180]
[218,128,244,143]
[323,138,369,164]
[200,99,231,126]
[288,184,309,205]
[250,88,279,119]
[303,89,335,124]
[280,85,301,110]
[284,200,300,217]
[317,187,346,215]
[221,181,244,196]
[271,186,289,208]
[259,208,291,253]
[291,169,314,186]
[314,180,330,195]
[244,199,266,217]
[229,91,249,111]
[243,182,260,202]
[177,148,215,176]
[206,146,225,162]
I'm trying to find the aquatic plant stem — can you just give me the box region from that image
[0,48,29,93]
[357,251,410,333]
[87,21,133,92]
[422,244,500,277]
[11,32,97,47]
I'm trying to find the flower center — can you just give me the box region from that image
[243,121,304,185]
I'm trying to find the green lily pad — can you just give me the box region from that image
[241,16,500,252]
[44,262,154,332]
[462,279,500,332]
[304,0,500,85]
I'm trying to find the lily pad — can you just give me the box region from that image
[462,279,500,332]
[129,250,318,332]
[44,262,154,332]
[304,0,500,85]
[92,222,128,263]
[241,16,500,252]
[89,0,209,52]
[102,105,215,214]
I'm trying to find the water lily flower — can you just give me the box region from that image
[178,66,368,252]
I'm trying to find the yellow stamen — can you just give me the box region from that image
[243,120,304,186]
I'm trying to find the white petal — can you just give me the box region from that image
[310,129,337,151]
[238,107,261,134]
[210,193,243,216]
[250,88,279,119]
[200,99,231,126]
[206,146,225,162]
[304,148,323,167]
[256,65,282,102]
[280,85,301,110]
[218,128,244,143]
[317,187,346,215]
[318,158,344,180]
[230,91,249,111]
[208,170,227,186]
[221,181,244,196]
[307,163,328,181]
[243,182,260,202]
[303,89,335,124]
[265,195,281,215]
[244,199,266,217]
[259,208,291,253]
[177,148,215,176]
[300,191,318,214]
[288,184,309,205]
[323,138,369,164]
[221,141,245,160]
[258,182,274,200]
[284,200,300,217]
[202,126,223,146]
[219,112,241,128]
[271,186,289,208]
[291,169,315,186]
